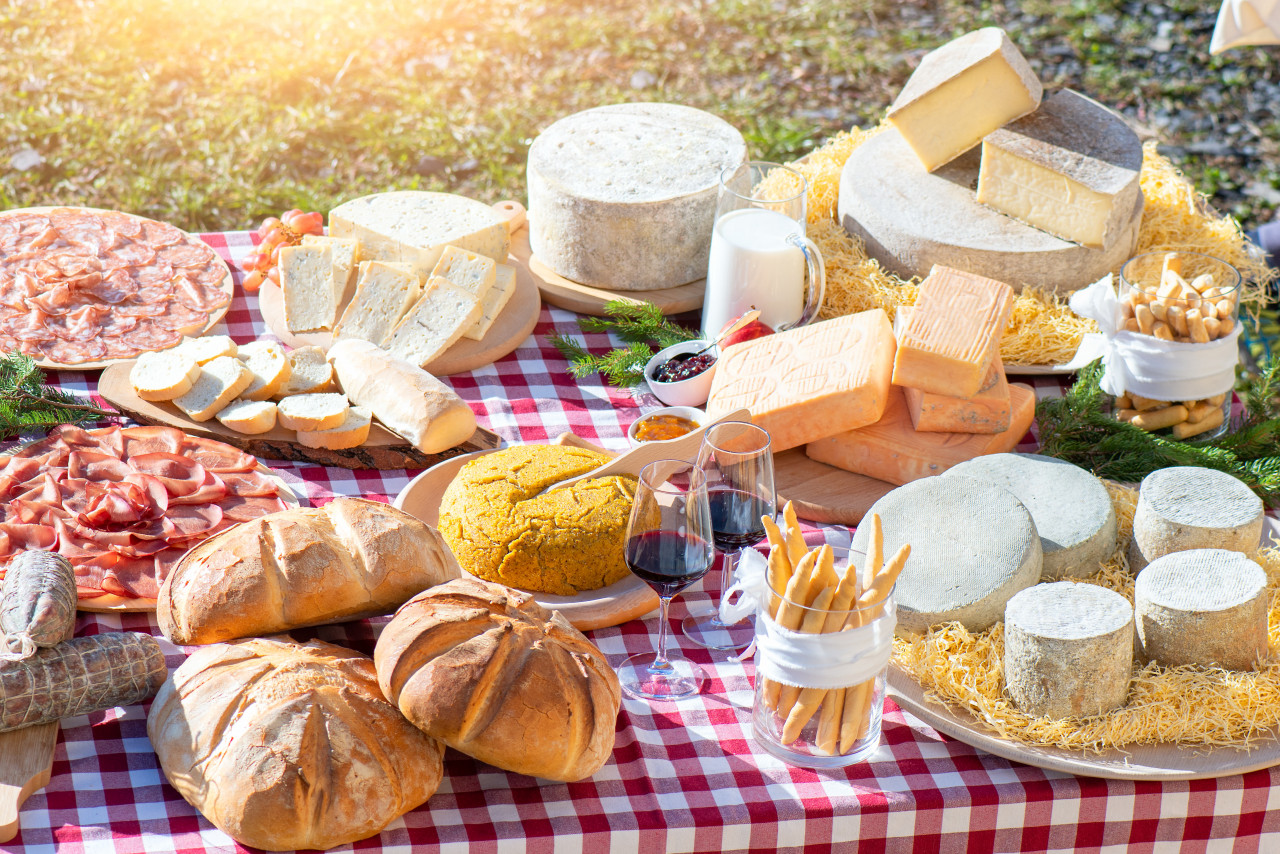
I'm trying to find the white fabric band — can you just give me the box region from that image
[1069,274,1240,400]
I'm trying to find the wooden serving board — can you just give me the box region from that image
[4,207,234,372]
[0,722,58,844]
[98,361,501,470]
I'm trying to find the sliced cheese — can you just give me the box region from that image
[173,356,253,422]
[280,244,337,334]
[464,264,516,341]
[1004,581,1134,718]
[1128,466,1264,571]
[977,89,1143,250]
[1135,549,1268,670]
[891,264,1014,398]
[334,261,422,346]
[384,279,483,369]
[945,453,1117,580]
[329,191,509,281]
[849,475,1042,633]
[431,245,495,299]
[805,382,1036,485]
[705,311,896,453]
[301,234,362,305]
[887,27,1042,172]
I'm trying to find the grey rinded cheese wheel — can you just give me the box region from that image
[527,103,748,291]
[945,453,1117,580]
[850,476,1042,634]
[1003,581,1134,718]
[1128,467,1264,571]
[836,126,1142,295]
[1134,549,1269,670]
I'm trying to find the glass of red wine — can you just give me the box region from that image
[618,459,715,702]
[682,422,776,650]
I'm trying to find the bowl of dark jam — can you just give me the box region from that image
[643,340,718,406]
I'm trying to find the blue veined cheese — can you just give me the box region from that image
[329,192,510,281]
[280,244,337,334]
[384,280,483,369]
[1128,467,1264,571]
[464,264,517,342]
[334,261,423,347]
[431,245,496,299]
[527,102,747,291]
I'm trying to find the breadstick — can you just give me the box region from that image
[766,547,791,618]
[1129,394,1164,412]
[1185,401,1218,423]
[1190,272,1215,293]
[815,686,845,755]
[781,502,806,568]
[1173,406,1225,439]
[778,585,835,722]
[1162,252,1183,277]
[1187,308,1209,343]
[761,514,787,554]
[763,551,819,709]
[1130,405,1188,431]
[855,544,911,614]
[1204,393,1227,406]
[1153,322,1174,341]
[1114,394,1132,410]
[863,513,884,596]
[1204,316,1222,339]
[1134,303,1155,335]
[1167,305,1188,337]
[812,544,839,592]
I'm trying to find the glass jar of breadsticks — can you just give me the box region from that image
[750,511,906,769]
[1114,251,1241,441]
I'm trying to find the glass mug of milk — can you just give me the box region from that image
[701,161,826,339]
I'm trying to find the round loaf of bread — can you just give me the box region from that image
[437,445,636,594]
[374,577,621,781]
[148,637,444,851]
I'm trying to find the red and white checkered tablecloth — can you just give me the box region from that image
[8,231,1280,854]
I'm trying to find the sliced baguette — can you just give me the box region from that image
[216,399,278,435]
[173,356,253,422]
[175,334,238,365]
[280,244,337,333]
[276,346,335,397]
[131,349,201,401]
[463,264,517,341]
[301,234,362,306]
[296,405,372,450]
[238,340,292,401]
[384,280,482,368]
[333,261,421,346]
[277,393,349,432]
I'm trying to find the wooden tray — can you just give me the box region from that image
[3,207,234,371]
[256,232,541,377]
[98,361,501,470]
[393,448,660,631]
[887,665,1280,781]
[0,722,57,844]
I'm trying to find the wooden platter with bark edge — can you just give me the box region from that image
[2,207,234,371]
[0,722,58,844]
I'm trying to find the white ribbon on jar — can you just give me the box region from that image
[718,548,895,690]
[1069,274,1241,401]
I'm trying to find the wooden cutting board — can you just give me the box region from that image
[98,361,501,470]
[0,722,58,844]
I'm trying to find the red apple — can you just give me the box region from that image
[718,310,775,350]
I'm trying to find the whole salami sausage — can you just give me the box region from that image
[0,551,77,660]
[0,632,166,732]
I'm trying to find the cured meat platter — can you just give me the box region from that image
[0,207,234,370]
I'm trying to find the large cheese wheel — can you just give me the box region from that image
[1128,467,1264,571]
[527,103,748,291]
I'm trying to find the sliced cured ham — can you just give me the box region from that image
[120,425,185,457]
[178,436,256,473]
[127,453,206,497]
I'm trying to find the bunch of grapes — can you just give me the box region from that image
[239,209,325,293]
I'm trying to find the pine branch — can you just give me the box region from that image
[0,351,117,439]
[548,300,700,388]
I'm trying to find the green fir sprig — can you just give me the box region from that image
[549,300,700,388]
[0,352,117,439]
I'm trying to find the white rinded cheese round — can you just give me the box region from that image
[527,103,748,291]
[1128,467,1264,571]
[850,476,1042,634]
[1134,549,1268,670]
[945,453,1117,580]
[1003,581,1134,718]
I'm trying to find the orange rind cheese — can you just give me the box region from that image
[904,355,1012,434]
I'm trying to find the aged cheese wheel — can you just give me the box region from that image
[945,453,1117,580]
[850,476,1042,633]
[527,103,748,291]
[1003,581,1134,718]
[1128,467,1264,571]
[1134,549,1269,670]
[836,127,1142,294]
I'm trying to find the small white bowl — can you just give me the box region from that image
[644,340,718,407]
[627,406,706,446]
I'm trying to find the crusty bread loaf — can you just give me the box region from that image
[328,338,476,453]
[157,497,461,644]
[148,636,444,851]
[374,577,621,782]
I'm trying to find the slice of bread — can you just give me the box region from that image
[275,346,335,397]
[280,244,337,333]
[173,356,253,422]
[333,261,421,346]
[301,234,362,306]
[463,264,517,341]
[131,349,201,401]
[175,334,238,365]
[384,280,482,368]
[295,405,372,449]
[431,245,496,298]
[215,399,278,434]
[238,340,292,401]
[276,393,349,432]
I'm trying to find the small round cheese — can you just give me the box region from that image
[850,476,1042,634]
[1003,581,1134,718]
[527,103,748,291]
[946,454,1116,580]
[1129,467,1264,571]
[1134,549,1269,671]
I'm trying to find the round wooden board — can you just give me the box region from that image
[257,237,541,377]
[1,206,234,371]
[393,449,660,632]
[887,665,1280,781]
[508,226,706,317]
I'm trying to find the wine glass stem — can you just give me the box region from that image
[717,548,741,625]
[652,595,674,672]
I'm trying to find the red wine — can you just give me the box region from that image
[626,531,712,598]
[709,488,769,550]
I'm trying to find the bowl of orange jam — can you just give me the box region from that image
[627,406,705,445]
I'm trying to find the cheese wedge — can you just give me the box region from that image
[431,245,496,299]
[891,264,1014,398]
[888,27,1042,172]
[280,244,337,333]
[464,264,517,341]
[302,234,362,306]
[384,279,483,368]
[705,311,896,453]
[334,261,422,346]
[905,357,1012,433]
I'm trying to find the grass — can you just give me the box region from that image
[1,0,1277,238]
